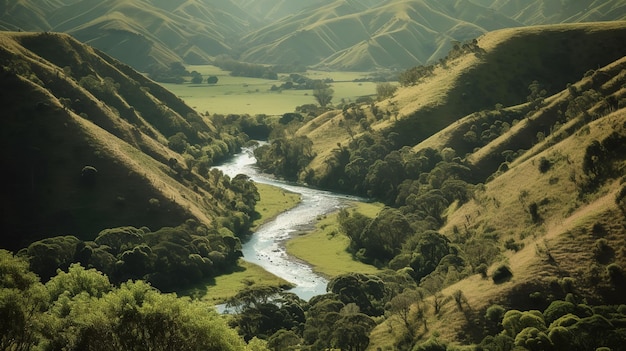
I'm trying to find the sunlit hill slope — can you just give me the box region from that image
[287,21,626,348]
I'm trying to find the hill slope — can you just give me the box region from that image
[0,31,251,252]
[272,21,626,348]
[1,0,625,71]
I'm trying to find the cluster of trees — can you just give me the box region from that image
[213,56,278,79]
[190,71,219,84]
[479,297,626,351]
[578,131,626,196]
[145,62,190,83]
[226,272,414,351]
[270,74,334,91]
[19,215,256,291]
[254,136,316,181]
[0,251,268,350]
[314,132,474,209]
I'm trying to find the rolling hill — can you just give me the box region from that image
[1,0,625,71]
[0,31,252,253]
[273,21,626,348]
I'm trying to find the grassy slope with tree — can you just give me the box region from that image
[252,22,626,350]
[0,31,270,292]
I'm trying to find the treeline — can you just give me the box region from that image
[225,271,415,351]
[478,297,626,351]
[213,56,278,80]
[0,251,269,350]
[19,169,259,292]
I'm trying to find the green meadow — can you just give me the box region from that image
[286,201,383,278]
[160,65,379,116]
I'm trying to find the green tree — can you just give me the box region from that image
[376,82,397,101]
[327,273,386,316]
[191,71,203,84]
[207,75,219,84]
[312,81,334,108]
[0,250,48,351]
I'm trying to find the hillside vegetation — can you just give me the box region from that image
[252,22,626,349]
[0,31,265,291]
[1,0,625,71]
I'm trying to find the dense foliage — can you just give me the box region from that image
[225,271,413,351]
[18,169,259,291]
[478,298,626,351]
[254,136,316,181]
[0,250,268,351]
[213,56,278,80]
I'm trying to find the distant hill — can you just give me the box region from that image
[1,0,625,71]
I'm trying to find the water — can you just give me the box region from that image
[215,144,360,301]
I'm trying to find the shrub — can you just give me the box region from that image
[544,300,575,324]
[492,265,513,284]
[606,263,623,282]
[476,263,488,278]
[485,304,506,323]
[528,202,541,223]
[538,157,551,173]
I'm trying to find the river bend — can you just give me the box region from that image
[215,146,360,300]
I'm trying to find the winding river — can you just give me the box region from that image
[215,145,361,301]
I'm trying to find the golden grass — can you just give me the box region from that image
[286,201,383,278]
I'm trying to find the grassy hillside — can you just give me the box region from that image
[253,22,626,349]
[0,31,249,254]
[298,22,626,180]
[2,0,625,71]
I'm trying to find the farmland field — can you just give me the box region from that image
[160,65,382,116]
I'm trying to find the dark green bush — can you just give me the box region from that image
[492,265,513,284]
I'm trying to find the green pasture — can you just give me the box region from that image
[286,201,383,278]
[251,183,301,231]
[160,65,378,116]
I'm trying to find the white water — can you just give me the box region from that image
[215,145,361,301]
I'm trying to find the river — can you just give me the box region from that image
[215,145,361,301]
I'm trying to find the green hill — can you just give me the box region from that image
[0,31,260,290]
[250,22,626,348]
[2,0,625,71]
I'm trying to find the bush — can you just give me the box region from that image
[544,300,575,324]
[538,157,551,173]
[492,265,513,284]
[485,304,506,323]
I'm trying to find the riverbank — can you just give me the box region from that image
[285,201,383,278]
[183,182,301,304]
[251,183,301,231]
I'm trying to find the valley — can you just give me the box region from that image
[160,65,379,115]
[1,2,626,350]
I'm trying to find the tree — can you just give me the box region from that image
[376,82,397,101]
[191,71,203,84]
[0,250,48,351]
[312,81,334,108]
[207,75,219,84]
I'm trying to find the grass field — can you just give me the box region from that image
[160,65,378,116]
[251,183,301,231]
[286,201,383,278]
[185,260,294,305]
